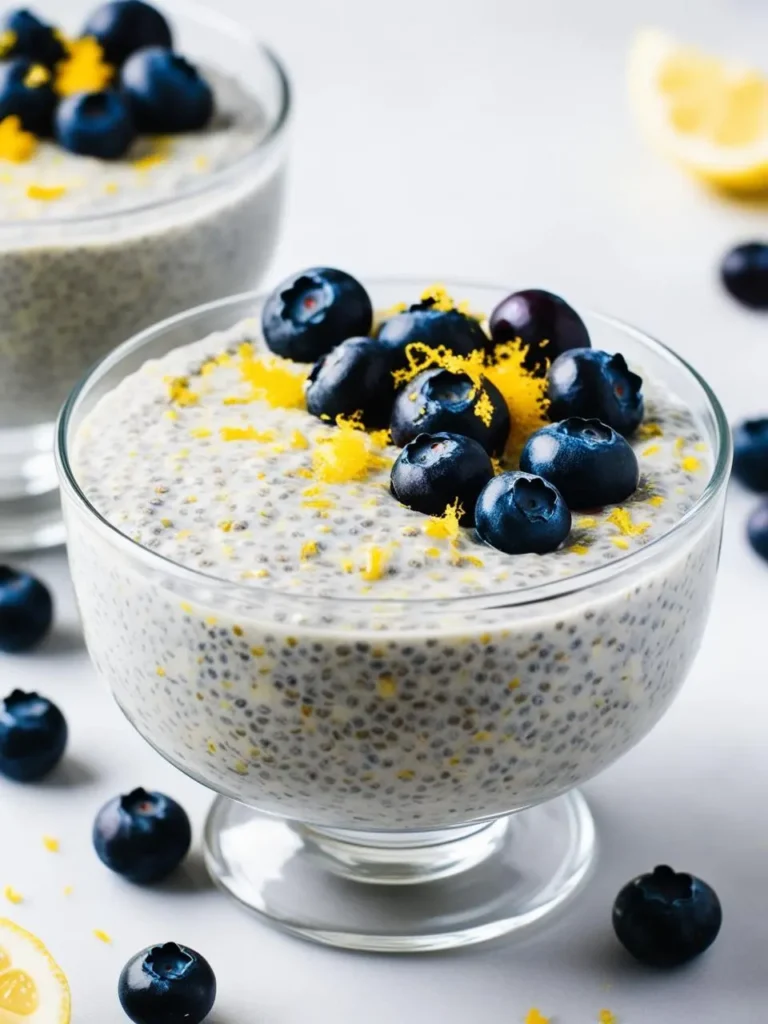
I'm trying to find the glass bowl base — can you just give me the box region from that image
[202,791,596,952]
[0,423,64,552]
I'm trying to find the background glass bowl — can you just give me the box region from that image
[56,280,731,951]
[0,0,291,552]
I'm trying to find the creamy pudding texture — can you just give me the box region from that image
[68,317,722,828]
[0,68,285,430]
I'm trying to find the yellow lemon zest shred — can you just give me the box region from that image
[0,115,36,162]
[606,507,651,537]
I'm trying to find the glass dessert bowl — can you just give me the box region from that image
[0,0,290,551]
[56,278,731,952]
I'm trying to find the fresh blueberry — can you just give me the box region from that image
[119,942,216,1024]
[93,787,191,884]
[121,47,213,133]
[0,9,66,67]
[390,368,510,456]
[55,89,136,159]
[390,432,494,525]
[475,471,571,554]
[0,565,53,653]
[82,0,172,67]
[262,267,373,364]
[613,865,722,968]
[377,304,489,370]
[489,288,591,376]
[721,242,768,310]
[0,57,56,136]
[520,417,639,509]
[747,501,768,562]
[732,418,768,492]
[548,349,644,437]
[0,690,67,782]
[306,337,395,428]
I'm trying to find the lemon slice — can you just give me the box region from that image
[0,920,70,1023]
[629,28,768,192]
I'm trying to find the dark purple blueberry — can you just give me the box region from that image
[0,690,67,782]
[262,267,373,364]
[548,349,644,436]
[489,288,591,376]
[119,942,216,1024]
[475,471,571,554]
[721,242,768,310]
[93,787,191,884]
[0,9,66,67]
[390,432,494,525]
[0,57,56,136]
[55,89,136,159]
[520,417,638,509]
[82,1,172,66]
[306,336,395,428]
[613,865,722,968]
[390,368,510,456]
[0,565,53,653]
[121,47,213,133]
[732,418,768,492]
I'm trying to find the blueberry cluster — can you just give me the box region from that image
[0,1,213,160]
[732,418,768,561]
[263,268,645,556]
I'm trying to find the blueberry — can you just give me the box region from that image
[82,0,172,67]
[0,690,67,782]
[0,9,66,67]
[121,47,213,134]
[55,89,136,159]
[732,418,768,492]
[613,865,722,968]
[0,565,53,653]
[548,349,644,437]
[377,305,489,370]
[721,242,768,310]
[390,432,494,525]
[0,57,56,136]
[489,288,591,376]
[475,471,571,554]
[520,418,639,509]
[118,942,216,1024]
[747,501,768,562]
[306,337,395,428]
[390,368,510,456]
[93,787,191,884]
[262,267,373,363]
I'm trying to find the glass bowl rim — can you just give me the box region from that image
[0,0,291,232]
[55,276,733,613]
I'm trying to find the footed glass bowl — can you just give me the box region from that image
[56,280,731,952]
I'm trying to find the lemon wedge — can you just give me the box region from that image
[0,920,70,1023]
[629,28,768,192]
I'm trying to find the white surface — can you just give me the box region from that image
[3,0,768,1020]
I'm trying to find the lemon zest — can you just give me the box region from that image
[483,339,549,455]
[607,507,651,536]
[0,115,36,162]
[682,455,701,472]
[190,426,211,439]
[93,929,112,944]
[0,29,16,58]
[290,430,309,449]
[571,544,590,555]
[3,886,23,905]
[637,421,663,439]
[220,426,275,443]
[26,183,66,201]
[301,540,319,560]
[524,1010,550,1024]
[42,836,60,853]
[424,500,463,542]
[167,376,199,407]
[647,495,666,507]
[23,64,50,88]
[641,444,661,456]
[377,674,397,698]
[56,36,113,96]
[361,545,389,581]
[235,342,306,408]
[576,516,598,529]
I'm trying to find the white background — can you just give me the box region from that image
[4,0,768,1020]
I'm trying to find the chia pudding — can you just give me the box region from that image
[62,283,727,830]
[0,0,289,534]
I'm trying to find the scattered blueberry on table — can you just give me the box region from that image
[0,689,67,781]
[721,242,768,310]
[520,417,639,509]
[547,348,644,437]
[83,0,173,67]
[56,89,136,159]
[732,418,768,493]
[93,787,191,884]
[119,942,216,1024]
[390,367,511,456]
[390,431,494,524]
[489,287,591,376]
[0,565,53,653]
[475,471,571,554]
[263,267,374,363]
[121,47,213,134]
[306,336,397,428]
[747,501,768,563]
[613,865,722,967]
